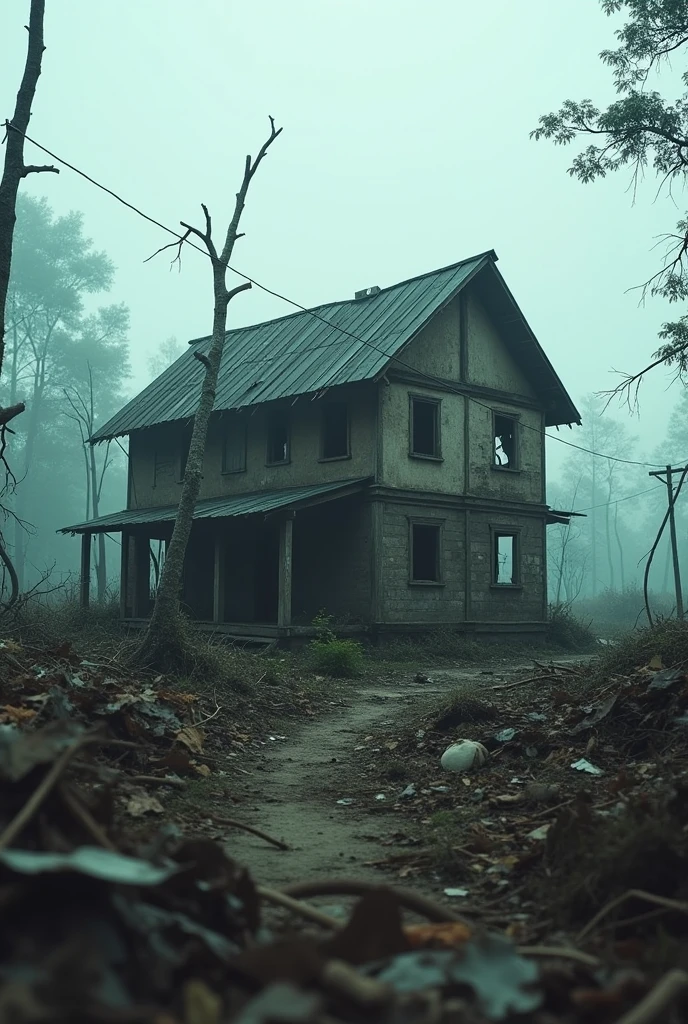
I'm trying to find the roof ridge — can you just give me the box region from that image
[187,250,497,345]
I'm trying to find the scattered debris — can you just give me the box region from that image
[570,758,604,776]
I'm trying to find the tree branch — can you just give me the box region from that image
[20,163,58,176]
[0,402,25,427]
[0,531,19,611]
[227,281,252,301]
[219,117,283,267]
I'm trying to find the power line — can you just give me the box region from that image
[9,123,678,471]
[572,484,663,513]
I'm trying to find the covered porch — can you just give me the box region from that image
[60,479,372,639]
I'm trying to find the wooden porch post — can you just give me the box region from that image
[277,514,294,628]
[213,533,226,623]
[120,530,130,618]
[80,532,91,609]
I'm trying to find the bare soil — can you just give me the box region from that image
[216,655,588,900]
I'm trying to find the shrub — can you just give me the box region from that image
[547,604,596,651]
[308,636,364,677]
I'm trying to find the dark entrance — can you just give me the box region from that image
[254,522,279,622]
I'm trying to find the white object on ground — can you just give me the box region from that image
[440,739,489,772]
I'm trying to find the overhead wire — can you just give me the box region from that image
[7,123,679,470]
[572,484,664,514]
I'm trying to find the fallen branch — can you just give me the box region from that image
[210,813,290,850]
[615,968,688,1024]
[517,945,600,968]
[281,879,470,925]
[490,674,559,692]
[58,782,118,852]
[258,885,340,929]
[577,889,688,942]
[0,735,85,850]
[129,774,186,789]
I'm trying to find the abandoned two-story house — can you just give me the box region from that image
[61,249,581,642]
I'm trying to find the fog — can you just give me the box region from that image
[1,0,686,616]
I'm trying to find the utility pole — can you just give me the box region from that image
[649,464,685,620]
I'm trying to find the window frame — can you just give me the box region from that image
[489,526,522,588]
[222,418,248,475]
[492,410,520,472]
[409,394,443,461]
[319,401,351,462]
[265,410,291,467]
[408,517,445,586]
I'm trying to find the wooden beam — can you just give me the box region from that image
[277,515,294,628]
[132,536,150,618]
[213,534,226,623]
[120,531,130,618]
[79,533,91,609]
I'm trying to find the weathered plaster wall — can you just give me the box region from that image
[467,510,546,622]
[379,382,465,494]
[400,298,461,378]
[127,384,376,509]
[378,502,466,623]
[465,293,535,396]
[467,402,544,503]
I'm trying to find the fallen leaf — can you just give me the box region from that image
[126,792,164,817]
[648,654,664,670]
[404,922,472,948]
[193,762,212,777]
[1,705,36,724]
[184,979,221,1024]
[176,726,205,754]
[0,847,178,885]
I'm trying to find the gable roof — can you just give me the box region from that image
[92,250,579,441]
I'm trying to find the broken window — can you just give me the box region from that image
[266,412,290,465]
[410,397,441,458]
[493,532,519,585]
[493,413,518,469]
[222,420,247,474]
[321,403,349,459]
[411,522,441,582]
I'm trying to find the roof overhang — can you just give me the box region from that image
[546,508,587,526]
[59,478,371,535]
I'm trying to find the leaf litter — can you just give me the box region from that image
[1,639,688,1020]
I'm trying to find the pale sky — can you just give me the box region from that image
[1,0,683,478]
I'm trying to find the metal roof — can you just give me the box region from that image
[91,253,493,441]
[92,249,580,441]
[59,478,370,535]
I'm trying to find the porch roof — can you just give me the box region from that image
[59,478,371,535]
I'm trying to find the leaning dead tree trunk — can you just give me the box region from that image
[136,118,282,670]
[0,0,57,611]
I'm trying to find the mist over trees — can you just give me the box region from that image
[1,194,131,591]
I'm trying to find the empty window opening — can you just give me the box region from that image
[412,523,441,582]
[223,421,247,473]
[267,413,290,465]
[494,414,518,469]
[494,533,517,585]
[322,403,349,459]
[411,397,440,458]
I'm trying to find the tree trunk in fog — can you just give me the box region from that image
[613,501,625,591]
[0,0,56,411]
[136,119,282,670]
[591,456,598,598]
[604,468,615,591]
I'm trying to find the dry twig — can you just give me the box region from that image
[210,813,290,850]
[614,968,688,1024]
[257,885,340,929]
[282,879,470,926]
[577,889,688,942]
[57,782,118,852]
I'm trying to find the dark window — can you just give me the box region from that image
[494,413,518,469]
[410,397,440,458]
[267,412,290,465]
[411,523,441,582]
[321,403,349,459]
[493,532,519,585]
[222,421,247,474]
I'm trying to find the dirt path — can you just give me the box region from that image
[223,655,589,893]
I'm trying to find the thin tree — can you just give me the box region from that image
[0,0,57,424]
[136,118,282,670]
[0,0,57,609]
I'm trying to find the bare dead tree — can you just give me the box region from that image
[64,366,113,601]
[135,117,282,670]
[0,0,57,607]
